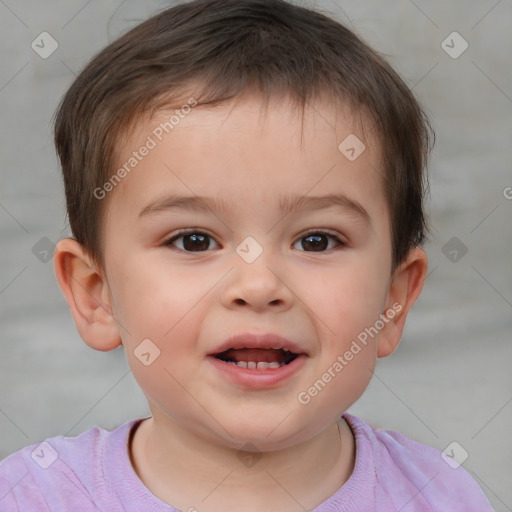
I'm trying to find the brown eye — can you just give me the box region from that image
[167,232,219,252]
[293,232,343,252]
[301,234,327,251]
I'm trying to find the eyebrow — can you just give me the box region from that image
[139,193,371,225]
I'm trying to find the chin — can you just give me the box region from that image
[201,410,315,451]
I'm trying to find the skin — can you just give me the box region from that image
[54,93,428,512]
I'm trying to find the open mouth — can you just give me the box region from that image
[214,347,299,370]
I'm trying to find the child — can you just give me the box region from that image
[0,0,493,510]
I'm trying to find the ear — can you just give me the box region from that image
[54,238,122,351]
[377,247,428,358]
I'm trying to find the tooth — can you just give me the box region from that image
[247,361,257,369]
[268,362,280,369]
[256,362,269,370]
[282,348,290,352]
[236,361,248,368]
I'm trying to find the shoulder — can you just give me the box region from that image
[343,413,494,512]
[0,421,137,511]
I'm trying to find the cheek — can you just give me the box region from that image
[113,263,206,412]
[109,254,199,340]
[304,258,388,345]
[108,255,211,374]
[296,329,377,424]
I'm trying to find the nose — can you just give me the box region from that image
[220,250,295,313]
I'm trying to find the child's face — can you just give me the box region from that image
[101,94,402,449]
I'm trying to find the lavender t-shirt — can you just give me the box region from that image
[0,413,493,511]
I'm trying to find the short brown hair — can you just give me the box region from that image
[54,0,432,271]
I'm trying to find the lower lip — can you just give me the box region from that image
[207,355,307,388]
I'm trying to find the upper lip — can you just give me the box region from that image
[209,333,307,356]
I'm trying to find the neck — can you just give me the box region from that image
[130,414,355,512]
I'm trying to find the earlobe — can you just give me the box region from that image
[54,238,122,351]
[377,247,428,358]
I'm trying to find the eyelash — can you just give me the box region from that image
[164,229,346,253]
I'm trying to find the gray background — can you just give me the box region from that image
[1,0,511,510]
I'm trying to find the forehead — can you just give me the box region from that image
[107,93,386,224]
